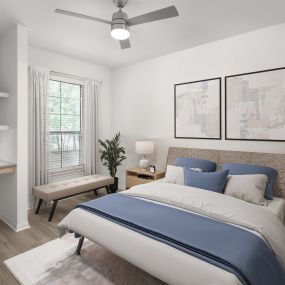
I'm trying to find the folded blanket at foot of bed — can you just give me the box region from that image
[76,194,285,285]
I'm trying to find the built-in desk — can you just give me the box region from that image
[0,160,16,174]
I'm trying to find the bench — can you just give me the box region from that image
[33,174,114,221]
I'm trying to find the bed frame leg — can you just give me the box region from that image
[35,199,43,214]
[48,200,58,222]
[75,236,85,255]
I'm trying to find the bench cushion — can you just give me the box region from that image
[33,174,114,202]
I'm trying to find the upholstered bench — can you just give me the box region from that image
[33,174,114,221]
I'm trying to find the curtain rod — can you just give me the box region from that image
[50,70,102,84]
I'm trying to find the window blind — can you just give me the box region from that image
[47,79,85,182]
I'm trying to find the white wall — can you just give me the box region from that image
[0,24,29,231]
[112,23,285,188]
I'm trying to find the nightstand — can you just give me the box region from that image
[126,167,165,189]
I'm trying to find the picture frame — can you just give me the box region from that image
[174,77,221,140]
[225,67,285,142]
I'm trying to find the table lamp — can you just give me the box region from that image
[136,141,154,171]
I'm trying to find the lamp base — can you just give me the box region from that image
[139,158,149,171]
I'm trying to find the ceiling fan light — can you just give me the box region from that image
[111,23,130,40]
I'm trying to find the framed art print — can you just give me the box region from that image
[225,67,285,141]
[174,77,221,139]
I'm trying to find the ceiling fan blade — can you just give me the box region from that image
[119,39,131,49]
[128,6,179,26]
[55,9,111,25]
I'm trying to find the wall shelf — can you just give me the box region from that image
[0,94,9,129]
[0,160,16,174]
[0,125,9,131]
[0,92,9,98]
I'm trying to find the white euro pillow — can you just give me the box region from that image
[224,174,268,205]
[164,165,184,185]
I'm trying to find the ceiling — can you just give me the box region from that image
[1,0,285,68]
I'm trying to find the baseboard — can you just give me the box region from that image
[118,183,126,191]
[1,217,30,232]
[15,221,30,232]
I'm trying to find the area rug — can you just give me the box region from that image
[4,234,165,285]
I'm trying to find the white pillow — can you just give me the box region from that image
[224,174,268,205]
[164,165,184,185]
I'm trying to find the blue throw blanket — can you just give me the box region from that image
[76,194,285,285]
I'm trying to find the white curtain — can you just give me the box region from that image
[28,66,49,204]
[84,80,100,175]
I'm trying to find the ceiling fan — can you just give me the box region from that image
[55,0,179,49]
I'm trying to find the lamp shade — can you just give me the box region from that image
[136,141,154,155]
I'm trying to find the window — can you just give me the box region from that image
[48,80,84,180]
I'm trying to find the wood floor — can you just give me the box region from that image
[0,190,107,285]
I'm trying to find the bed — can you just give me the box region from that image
[58,147,285,285]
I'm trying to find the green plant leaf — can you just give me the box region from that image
[98,132,127,177]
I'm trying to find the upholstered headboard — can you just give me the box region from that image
[167,147,285,199]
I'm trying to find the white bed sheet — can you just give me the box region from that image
[156,179,285,223]
[58,182,285,285]
[59,208,242,285]
[266,197,285,223]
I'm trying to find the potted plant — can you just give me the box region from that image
[98,132,127,193]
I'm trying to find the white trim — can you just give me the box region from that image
[0,92,9,98]
[50,71,102,85]
[119,183,126,191]
[0,125,9,131]
[15,222,31,232]
[49,73,84,86]
[47,77,86,182]
[0,217,30,232]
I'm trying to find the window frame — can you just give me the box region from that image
[48,79,85,175]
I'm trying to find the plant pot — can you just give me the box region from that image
[110,177,119,193]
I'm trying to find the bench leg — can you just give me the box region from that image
[48,200,58,222]
[75,236,85,255]
[35,199,43,214]
[105,185,111,194]
[94,190,98,196]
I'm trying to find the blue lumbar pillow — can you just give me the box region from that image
[176,157,217,172]
[221,163,277,200]
[183,168,229,193]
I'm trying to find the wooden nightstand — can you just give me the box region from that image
[126,167,165,189]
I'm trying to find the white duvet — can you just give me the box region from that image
[58,182,285,285]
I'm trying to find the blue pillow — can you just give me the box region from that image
[184,168,229,193]
[221,163,277,200]
[176,157,216,172]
